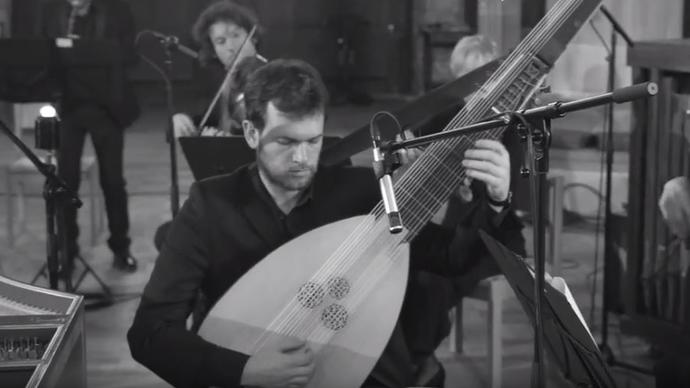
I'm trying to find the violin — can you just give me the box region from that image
[197,25,266,136]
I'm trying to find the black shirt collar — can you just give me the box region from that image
[248,163,314,214]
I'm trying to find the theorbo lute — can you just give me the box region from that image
[199,1,602,386]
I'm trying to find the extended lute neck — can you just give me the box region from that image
[255,0,603,350]
[379,0,602,243]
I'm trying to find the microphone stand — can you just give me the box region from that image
[597,5,653,375]
[382,82,657,387]
[1,115,115,308]
[144,32,200,217]
[0,117,80,290]
[523,115,550,388]
[161,38,180,217]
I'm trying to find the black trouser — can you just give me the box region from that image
[58,105,130,258]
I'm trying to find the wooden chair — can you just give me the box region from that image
[448,174,565,388]
[5,103,104,247]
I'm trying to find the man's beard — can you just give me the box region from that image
[257,159,317,192]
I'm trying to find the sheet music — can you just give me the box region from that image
[525,265,596,343]
[550,277,596,344]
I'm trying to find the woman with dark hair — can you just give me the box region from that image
[173,0,266,137]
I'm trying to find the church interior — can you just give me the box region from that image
[0,0,688,387]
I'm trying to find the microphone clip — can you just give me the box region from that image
[371,134,404,234]
[372,141,402,180]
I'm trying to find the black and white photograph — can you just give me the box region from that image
[0,0,687,387]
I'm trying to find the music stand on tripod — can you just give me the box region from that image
[0,38,126,306]
[479,230,618,387]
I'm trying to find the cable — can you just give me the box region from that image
[134,30,171,88]
[369,110,404,140]
[562,182,604,202]
[589,19,612,56]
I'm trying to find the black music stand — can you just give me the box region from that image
[478,230,618,388]
[179,136,255,181]
[0,38,126,306]
[179,136,347,181]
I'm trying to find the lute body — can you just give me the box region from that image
[199,216,409,388]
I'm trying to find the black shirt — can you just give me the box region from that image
[128,163,517,387]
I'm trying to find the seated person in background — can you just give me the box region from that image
[450,34,498,78]
[656,175,690,387]
[129,58,522,388]
[399,34,527,370]
[659,176,690,239]
[414,33,527,286]
[416,34,499,136]
[173,0,266,138]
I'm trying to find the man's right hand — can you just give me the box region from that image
[172,113,197,138]
[659,176,690,238]
[240,337,315,388]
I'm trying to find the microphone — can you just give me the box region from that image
[371,120,403,234]
[150,31,199,60]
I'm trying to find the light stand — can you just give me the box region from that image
[379,82,657,387]
[0,111,113,303]
[595,6,652,375]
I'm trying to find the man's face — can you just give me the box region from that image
[252,102,324,192]
[208,21,257,69]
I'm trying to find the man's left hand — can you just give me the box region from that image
[462,139,510,204]
[395,130,423,166]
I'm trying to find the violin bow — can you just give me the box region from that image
[197,25,258,132]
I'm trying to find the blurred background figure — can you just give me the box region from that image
[659,176,690,239]
[449,34,498,77]
[36,0,140,273]
[172,0,266,138]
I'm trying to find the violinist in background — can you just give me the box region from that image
[173,0,267,138]
[36,0,140,273]
[154,1,266,251]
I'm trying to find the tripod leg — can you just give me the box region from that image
[30,263,48,285]
[72,255,113,299]
[55,194,74,292]
[45,181,61,290]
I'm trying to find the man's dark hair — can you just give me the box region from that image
[192,1,261,66]
[243,59,329,130]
